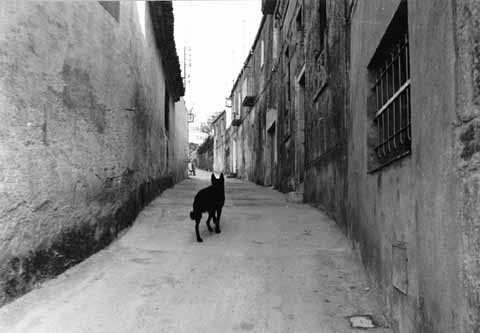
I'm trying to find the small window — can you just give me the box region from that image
[99,1,120,21]
[367,0,410,172]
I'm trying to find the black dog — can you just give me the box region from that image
[190,173,225,242]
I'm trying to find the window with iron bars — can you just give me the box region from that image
[368,0,410,172]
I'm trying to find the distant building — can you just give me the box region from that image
[212,111,226,174]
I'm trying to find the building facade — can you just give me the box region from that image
[0,2,186,304]
[215,0,480,331]
[173,98,189,182]
[212,111,226,174]
[348,1,480,332]
[227,14,277,185]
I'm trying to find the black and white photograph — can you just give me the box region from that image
[0,0,478,332]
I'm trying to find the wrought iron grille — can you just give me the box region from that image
[372,32,411,166]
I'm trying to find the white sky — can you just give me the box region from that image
[173,0,262,126]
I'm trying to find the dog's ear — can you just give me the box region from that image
[219,173,224,182]
[211,173,216,184]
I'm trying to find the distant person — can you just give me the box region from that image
[188,160,196,176]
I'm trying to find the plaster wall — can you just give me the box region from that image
[276,0,299,192]
[304,0,348,227]
[0,2,179,304]
[173,98,189,182]
[348,0,479,331]
[213,112,226,174]
[348,1,417,331]
[453,1,480,331]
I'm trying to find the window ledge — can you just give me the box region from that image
[367,150,411,174]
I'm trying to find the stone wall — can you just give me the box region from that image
[348,2,416,330]
[276,0,297,192]
[304,0,348,226]
[216,1,480,330]
[450,0,480,331]
[0,2,183,305]
[348,0,479,331]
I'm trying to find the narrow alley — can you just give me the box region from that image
[0,171,390,333]
[1,1,479,332]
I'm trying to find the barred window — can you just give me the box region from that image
[368,0,410,172]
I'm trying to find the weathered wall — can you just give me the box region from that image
[221,0,479,331]
[213,112,226,174]
[173,98,189,182]
[409,1,462,331]
[258,15,276,187]
[348,1,418,331]
[276,0,296,192]
[0,2,183,304]
[304,0,348,226]
[238,108,256,181]
[348,0,480,331]
[454,1,480,331]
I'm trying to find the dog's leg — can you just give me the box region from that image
[206,212,213,232]
[195,217,203,242]
[215,207,222,234]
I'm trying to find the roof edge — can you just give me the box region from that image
[229,14,267,97]
[149,2,185,101]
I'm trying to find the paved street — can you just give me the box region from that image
[0,170,391,333]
